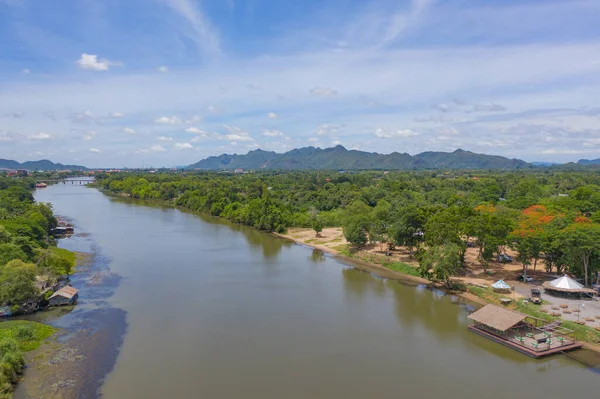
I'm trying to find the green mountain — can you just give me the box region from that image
[188,149,279,170]
[413,149,530,169]
[0,159,87,171]
[578,158,600,165]
[188,146,531,170]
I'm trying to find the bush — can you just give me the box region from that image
[15,325,34,341]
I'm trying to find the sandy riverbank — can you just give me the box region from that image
[275,227,600,354]
[273,228,431,285]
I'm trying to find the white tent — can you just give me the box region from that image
[491,280,511,290]
[542,275,597,296]
[547,275,583,290]
[491,279,511,292]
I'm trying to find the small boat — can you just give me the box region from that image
[35,182,47,188]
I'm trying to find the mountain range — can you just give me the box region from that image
[0,159,87,171]
[188,146,532,170]
[577,158,600,165]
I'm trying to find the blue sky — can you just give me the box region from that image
[0,0,599,167]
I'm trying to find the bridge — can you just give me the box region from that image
[36,178,96,185]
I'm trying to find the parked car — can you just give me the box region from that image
[497,253,513,263]
[530,288,542,304]
[518,275,534,282]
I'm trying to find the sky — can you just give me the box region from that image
[0,0,599,168]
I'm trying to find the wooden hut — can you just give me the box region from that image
[48,286,79,307]
[468,304,582,358]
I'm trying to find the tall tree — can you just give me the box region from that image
[0,260,37,306]
[418,244,462,287]
[561,220,600,286]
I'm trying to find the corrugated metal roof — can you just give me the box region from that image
[49,286,79,300]
[468,304,527,332]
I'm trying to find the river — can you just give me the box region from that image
[18,181,600,398]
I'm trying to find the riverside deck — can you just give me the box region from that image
[468,304,583,358]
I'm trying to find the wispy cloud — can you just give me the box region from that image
[160,0,221,57]
[155,116,182,125]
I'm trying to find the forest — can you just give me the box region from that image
[96,169,600,288]
[0,176,76,395]
[0,176,75,310]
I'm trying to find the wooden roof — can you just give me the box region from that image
[49,286,79,300]
[468,304,527,332]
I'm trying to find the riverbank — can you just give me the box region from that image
[272,229,430,286]
[275,227,600,353]
[0,321,56,398]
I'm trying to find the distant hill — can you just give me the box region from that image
[0,159,87,171]
[578,158,600,165]
[188,146,531,170]
[531,161,561,167]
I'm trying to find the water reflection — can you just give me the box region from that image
[309,249,326,264]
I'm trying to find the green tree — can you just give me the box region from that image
[0,260,38,306]
[312,218,323,237]
[0,244,27,267]
[469,205,514,271]
[388,204,426,255]
[0,226,11,244]
[417,243,462,287]
[343,217,369,247]
[561,221,600,286]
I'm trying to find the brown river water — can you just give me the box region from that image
[16,181,600,398]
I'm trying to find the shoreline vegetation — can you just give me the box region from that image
[91,169,600,352]
[0,175,77,397]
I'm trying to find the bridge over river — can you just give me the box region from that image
[36,177,96,185]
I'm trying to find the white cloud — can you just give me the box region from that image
[374,128,420,138]
[541,149,586,155]
[0,130,19,142]
[222,125,253,141]
[263,129,284,137]
[174,142,194,150]
[123,127,136,135]
[207,105,218,113]
[150,145,167,152]
[81,130,97,141]
[107,112,125,118]
[432,102,450,112]
[90,148,100,153]
[307,137,320,143]
[160,0,221,57]
[185,115,202,124]
[155,116,183,125]
[158,66,169,73]
[309,87,338,96]
[315,124,342,135]
[76,53,120,71]
[10,112,23,118]
[22,69,30,74]
[186,127,208,135]
[267,112,278,119]
[69,110,95,124]
[136,145,168,154]
[224,134,253,141]
[29,132,53,140]
[157,136,173,141]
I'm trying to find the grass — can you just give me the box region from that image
[49,247,76,269]
[467,286,507,304]
[0,321,56,398]
[467,286,600,344]
[0,321,56,352]
[332,244,422,277]
[384,261,421,277]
